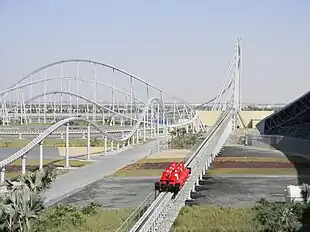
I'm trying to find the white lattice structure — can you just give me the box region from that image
[0,58,205,182]
[118,38,243,232]
[0,60,202,128]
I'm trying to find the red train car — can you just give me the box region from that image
[155,162,191,194]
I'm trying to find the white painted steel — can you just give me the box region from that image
[127,109,233,232]
[0,97,199,170]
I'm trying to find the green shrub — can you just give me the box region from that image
[253,198,306,232]
[32,204,91,231]
[169,129,204,149]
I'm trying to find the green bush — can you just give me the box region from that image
[252,198,310,232]
[32,204,101,231]
[169,128,204,149]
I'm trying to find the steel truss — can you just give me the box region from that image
[0,59,200,129]
[118,38,243,232]
[121,110,233,232]
[259,90,310,139]
[0,59,206,183]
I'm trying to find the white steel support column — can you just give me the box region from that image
[199,172,203,180]
[232,38,242,131]
[39,142,44,171]
[236,38,242,111]
[157,102,160,137]
[192,123,196,134]
[87,123,91,160]
[111,140,114,152]
[76,62,79,117]
[143,115,146,142]
[150,104,154,138]
[21,155,26,175]
[132,135,135,145]
[202,165,206,175]
[130,76,133,126]
[43,70,47,124]
[192,183,196,192]
[136,130,139,144]
[65,123,70,169]
[0,168,5,183]
[111,69,116,126]
[104,137,107,154]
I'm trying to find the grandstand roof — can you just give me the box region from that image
[256,90,310,139]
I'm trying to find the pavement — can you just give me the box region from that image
[59,176,158,209]
[51,132,306,210]
[188,175,298,207]
[187,144,304,207]
[221,145,287,157]
[43,139,160,206]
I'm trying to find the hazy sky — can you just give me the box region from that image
[1,0,309,104]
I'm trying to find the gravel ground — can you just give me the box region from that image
[188,145,301,206]
[188,175,298,207]
[58,144,303,209]
[59,176,157,209]
[221,145,287,158]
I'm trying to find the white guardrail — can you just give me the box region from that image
[116,109,234,232]
[0,128,132,135]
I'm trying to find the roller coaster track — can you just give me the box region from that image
[4,91,187,120]
[0,77,144,105]
[4,91,142,121]
[2,59,188,105]
[0,127,132,135]
[116,109,233,232]
[0,97,199,170]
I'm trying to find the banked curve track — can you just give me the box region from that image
[0,96,199,170]
[5,91,142,121]
[3,59,186,104]
[4,91,187,123]
[117,109,233,232]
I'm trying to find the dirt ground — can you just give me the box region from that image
[212,161,309,168]
[147,149,189,159]
[60,143,310,209]
[189,144,310,206]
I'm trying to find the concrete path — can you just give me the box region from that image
[43,139,160,206]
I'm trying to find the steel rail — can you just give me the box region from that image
[0,98,199,170]
[3,91,196,127]
[125,110,231,232]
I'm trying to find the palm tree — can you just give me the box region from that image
[0,168,56,232]
[0,188,44,232]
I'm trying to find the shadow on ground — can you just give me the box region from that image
[246,134,310,232]
[248,135,310,185]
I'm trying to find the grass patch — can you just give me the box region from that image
[37,205,257,232]
[208,168,300,175]
[35,207,132,232]
[172,205,256,232]
[137,157,184,164]
[70,208,132,232]
[112,157,185,177]
[11,159,93,167]
[216,156,310,163]
[0,139,116,148]
[216,156,291,163]
[113,168,163,177]
[6,159,93,180]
